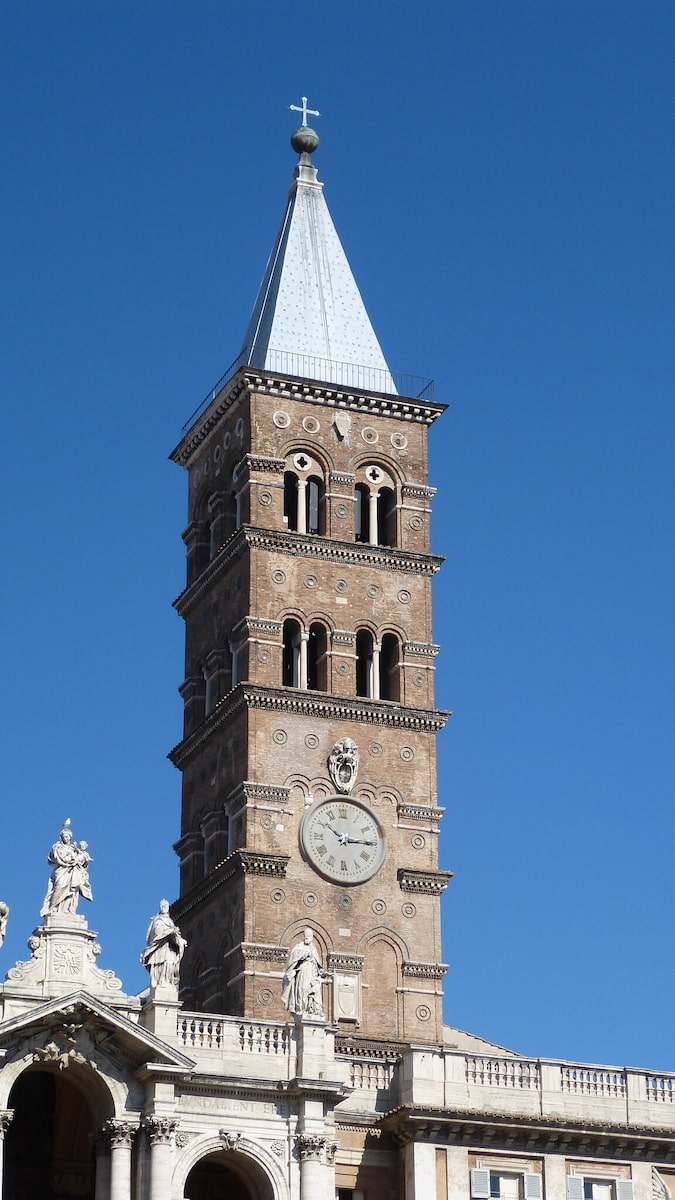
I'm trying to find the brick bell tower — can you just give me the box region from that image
[169,109,451,1046]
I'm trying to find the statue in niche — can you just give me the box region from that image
[281,929,324,1017]
[328,737,359,795]
[40,820,93,917]
[0,901,8,946]
[141,900,187,989]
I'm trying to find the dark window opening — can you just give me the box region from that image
[355,483,370,542]
[377,486,396,546]
[282,618,301,687]
[284,472,298,531]
[356,629,374,697]
[308,622,328,691]
[379,633,400,701]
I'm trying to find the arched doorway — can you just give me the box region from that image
[184,1149,274,1200]
[4,1068,97,1199]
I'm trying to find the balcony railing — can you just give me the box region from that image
[181,350,435,436]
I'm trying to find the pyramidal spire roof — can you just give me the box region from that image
[240,112,396,395]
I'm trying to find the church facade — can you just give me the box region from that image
[1,114,674,1200]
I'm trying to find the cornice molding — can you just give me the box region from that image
[398,868,453,895]
[171,850,290,919]
[171,369,446,468]
[397,804,445,823]
[401,961,448,979]
[379,1106,675,1161]
[173,526,444,616]
[169,685,450,768]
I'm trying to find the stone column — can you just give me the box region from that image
[145,1117,177,1200]
[299,631,309,689]
[368,490,379,544]
[102,1120,136,1200]
[296,1133,331,1200]
[372,641,381,700]
[296,479,308,533]
[0,1111,14,1196]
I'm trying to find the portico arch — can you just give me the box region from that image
[4,1062,113,1200]
[176,1135,287,1200]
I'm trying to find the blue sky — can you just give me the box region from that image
[2,1,674,1069]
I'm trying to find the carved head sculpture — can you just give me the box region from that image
[328,737,359,795]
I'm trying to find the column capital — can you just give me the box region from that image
[0,1110,13,1137]
[100,1118,138,1149]
[295,1132,328,1161]
[144,1116,177,1146]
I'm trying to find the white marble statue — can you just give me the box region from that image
[40,820,93,917]
[281,929,324,1017]
[141,900,187,988]
[0,902,8,946]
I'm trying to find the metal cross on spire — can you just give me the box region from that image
[288,96,321,127]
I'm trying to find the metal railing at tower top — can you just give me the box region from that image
[180,349,435,436]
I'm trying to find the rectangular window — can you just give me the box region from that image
[472,1170,542,1200]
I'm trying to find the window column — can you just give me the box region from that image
[0,1112,13,1198]
[368,489,379,545]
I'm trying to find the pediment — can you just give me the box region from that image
[0,990,195,1072]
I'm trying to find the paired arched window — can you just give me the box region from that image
[282,618,329,691]
[355,466,397,546]
[283,452,324,535]
[356,629,401,701]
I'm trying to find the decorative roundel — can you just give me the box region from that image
[400,746,415,762]
[397,589,412,604]
[213,445,221,463]
[391,431,408,450]
[273,410,291,429]
[258,490,272,506]
[305,575,317,589]
[371,899,387,916]
[235,418,244,439]
[361,426,379,444]
[303,891,319,908]
[223,431,231,449]
[271,569,286,585]
[335,579,347,593]
[259,815,273,830]
[340,895,352,909]
[409,515,423,530]
[257,648,270,664]
[299,796,386,885]
[270,888,286,904]
[305,733,320,749]
[337,663,347,674]
[411,834,426,850]
[415,674,424,686]
[368,742,383,758]
[402,902,417,918]
[293,452,313,473]
[336,505,347,517]
[258,988,274,1006]
[365,465,383,483]
[367,585,379,598]
[272,729,287,746]
[302,415,320,433]
[416,1004,432,1022]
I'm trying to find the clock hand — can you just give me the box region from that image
[342,837,377,846]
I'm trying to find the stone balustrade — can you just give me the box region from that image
[400,1050,675,1129]
[175,1012,296,1081]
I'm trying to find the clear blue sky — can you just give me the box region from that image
[2,1,674,1070]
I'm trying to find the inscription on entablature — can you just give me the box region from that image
[180,1094,289,1117]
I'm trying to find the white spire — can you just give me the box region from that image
[240,152,397,395]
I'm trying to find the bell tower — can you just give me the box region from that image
[169,112,450,1046]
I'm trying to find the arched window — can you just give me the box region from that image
[307,622,328,691]
[306,474,323,534]
[379,633,400,701]
[282,619,302,687]
[284,471,299,531]
[356,629,375,698]
[355,483,370,543]
[377,486,396,547]
[284,454,324,535]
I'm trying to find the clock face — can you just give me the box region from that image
[300,797,386,885]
